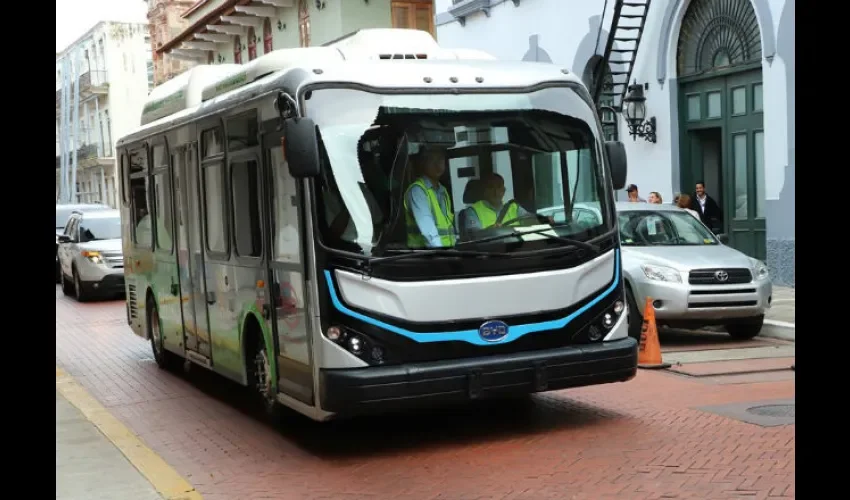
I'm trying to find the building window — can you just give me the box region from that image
[298,0,310,47]
[263,18,273,54]
[247,27,257,61]
[391,0,434,36]
[234,35,243,64]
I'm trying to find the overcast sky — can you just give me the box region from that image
[56,0,148,52]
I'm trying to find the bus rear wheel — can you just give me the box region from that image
[148,300,176,369]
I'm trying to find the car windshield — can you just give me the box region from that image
[304,86,611,256]
[79,216,122,242]
[618,210,718,246]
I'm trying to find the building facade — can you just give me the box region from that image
[147,0,199,85]
[56,21,153,208]
[435,0,795,287]
[156,0,434,69]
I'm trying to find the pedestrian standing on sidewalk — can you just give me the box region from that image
[626,184,645,202]
[676,194,701,220]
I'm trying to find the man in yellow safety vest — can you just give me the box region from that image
[462,173,529,231]
[404,146,457,248]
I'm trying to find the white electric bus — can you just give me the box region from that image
[116,29,636,421]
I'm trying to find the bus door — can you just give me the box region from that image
[181,143,213,360]
[261,127,314,406]
[171,145,199,355]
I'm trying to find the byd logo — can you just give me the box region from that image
[479,320,509,342]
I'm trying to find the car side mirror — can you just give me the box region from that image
[716,233,729,244]
[57,234,72,244]
[284,117,321,178]
[604,140,628,191]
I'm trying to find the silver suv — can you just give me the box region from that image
[57,209,125,301]
[56,203,109,282]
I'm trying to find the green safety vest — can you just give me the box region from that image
[470,200,519,229]
[404,179,456,247]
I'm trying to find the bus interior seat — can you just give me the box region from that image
[458,179,485,238]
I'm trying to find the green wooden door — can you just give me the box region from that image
[725,70,766,260]
[678,65,766,260]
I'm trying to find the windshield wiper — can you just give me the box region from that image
[456,226,600,254]
[356,248,503,275]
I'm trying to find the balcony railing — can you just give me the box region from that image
[55,143,104,169]
[78,70,109,96]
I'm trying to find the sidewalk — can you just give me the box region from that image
[763,285,795,342]
[56,390,163,500]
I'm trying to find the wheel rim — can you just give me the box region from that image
[151,307,162,356]
[253,348,273,404]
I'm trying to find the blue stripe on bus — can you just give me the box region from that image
[322,250,620,346]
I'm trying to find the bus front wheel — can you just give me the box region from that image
[247,332,281,420]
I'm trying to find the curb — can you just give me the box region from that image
[56,367,203,500]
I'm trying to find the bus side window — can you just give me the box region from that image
[201,127,228,257]
[231,159,262,257]
[129,146,152,249]
[269,145,300,264]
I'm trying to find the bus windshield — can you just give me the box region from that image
[304,86,612,257]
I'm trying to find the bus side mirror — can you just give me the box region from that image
[605,141,628,191]
[284,117,320,178]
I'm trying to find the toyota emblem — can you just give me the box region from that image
[714,270,729,282]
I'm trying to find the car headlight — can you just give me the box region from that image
[753,261,769,281]
[81,250,103,265]
[641,264,682,283]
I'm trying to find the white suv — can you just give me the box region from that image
[57,209,125,301]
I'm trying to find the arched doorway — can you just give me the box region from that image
[676,0,766,260]
[234,35,243,64]
[247,27,257,61]
[263,18,273,54]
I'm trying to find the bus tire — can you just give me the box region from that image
[626,285,643,340]
[245,322,281,420]
[148,297,176,370]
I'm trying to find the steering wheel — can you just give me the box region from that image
[496,200,551,227]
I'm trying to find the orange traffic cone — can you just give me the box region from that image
[638,297,671,369]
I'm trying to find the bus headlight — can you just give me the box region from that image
[324,325,388,365]
[574,292,626,343]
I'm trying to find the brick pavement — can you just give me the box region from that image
[56,288,795,500]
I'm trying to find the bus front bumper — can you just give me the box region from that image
[319,337,638,415]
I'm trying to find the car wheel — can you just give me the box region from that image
[61,269,75,297]
[56,259,61,284]
[148,299,177,369]
[726,316,764,340]
[73,267,90,302]
[625,286,643,340]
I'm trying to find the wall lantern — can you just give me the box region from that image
[277,20,286,31]
[622,82,657,144]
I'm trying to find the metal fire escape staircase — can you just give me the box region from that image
[592,0,652,139]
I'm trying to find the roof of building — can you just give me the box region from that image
[56,20,150,60]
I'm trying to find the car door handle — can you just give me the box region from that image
[170,283,179,296]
